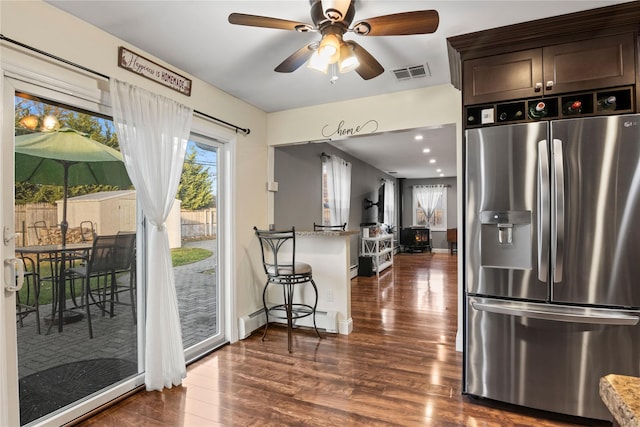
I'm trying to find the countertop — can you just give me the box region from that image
[599,374,640,426]
[294,230,360,237]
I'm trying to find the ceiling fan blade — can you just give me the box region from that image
[347,41,384,80]
[352,10,439,36]
[275,44,316,73]
[228,13,313,31]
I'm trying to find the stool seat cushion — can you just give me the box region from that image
[267,262,312,276]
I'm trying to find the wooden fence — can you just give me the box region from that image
[15,203,58,246]
[14,203,216,245]
[181,208,217,239]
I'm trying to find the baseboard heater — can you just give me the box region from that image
[238,307,338,339]
[350,265,358,279]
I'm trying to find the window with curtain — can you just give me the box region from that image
[321,154,351,226]
[382,179,395,226]
[413,185,447,231]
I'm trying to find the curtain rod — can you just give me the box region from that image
[1,33,250,136]
[412,184,452,188]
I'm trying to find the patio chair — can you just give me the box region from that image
[79,221,95,242]
[16,255,41,334]
[32,220,50,245]
[108,232,136,322]
[253,226,321,353]
[66,234,119,338]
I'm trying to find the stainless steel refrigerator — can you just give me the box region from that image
[464,113,640,421]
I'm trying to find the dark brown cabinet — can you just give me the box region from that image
[543,33,635,95]
[463,33,636,106]
[463,49,543,105]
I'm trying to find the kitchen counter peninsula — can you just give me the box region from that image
[599,374,640,426]
[277,229,359,335]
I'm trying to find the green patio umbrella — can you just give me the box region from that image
[15,127,132,331]
[15,127,132,245]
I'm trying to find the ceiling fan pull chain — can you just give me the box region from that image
[330,63,339,84]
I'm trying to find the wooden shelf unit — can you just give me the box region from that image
[361,234,394,277]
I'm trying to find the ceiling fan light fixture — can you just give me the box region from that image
[318,33,340,63]
[339,43,359,73]
[307,51,329,74]
[323,0,351,21]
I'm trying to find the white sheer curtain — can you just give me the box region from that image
[110,79,193,391]
[324,155,351,226]
[413,185,445,226]
[382,179,395,226]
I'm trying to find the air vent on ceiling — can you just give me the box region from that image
[392,63,431,81]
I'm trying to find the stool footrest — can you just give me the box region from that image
[266,303,315,320]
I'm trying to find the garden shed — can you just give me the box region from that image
[58,190,182,248]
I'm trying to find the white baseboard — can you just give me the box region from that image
[238,307,339,339]
[432,248,450,254]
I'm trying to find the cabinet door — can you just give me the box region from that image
[543,33,635,94]
[463,49,543,105]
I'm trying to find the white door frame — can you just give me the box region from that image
[1,70,145,427]
[1,66,21,427]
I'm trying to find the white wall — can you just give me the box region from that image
[267,84,462,145]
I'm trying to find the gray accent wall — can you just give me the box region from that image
[399,177,458,251]
[274,142,396,267]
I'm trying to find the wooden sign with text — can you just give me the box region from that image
[118,46,192,96]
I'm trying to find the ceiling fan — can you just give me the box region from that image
[228,0,439,81]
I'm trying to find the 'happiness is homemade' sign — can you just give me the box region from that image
[118,46,192,96]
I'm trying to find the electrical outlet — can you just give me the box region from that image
[327,289,334,302]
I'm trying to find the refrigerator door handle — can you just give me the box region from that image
[471,301,640,326]
[553,139,565,283]
[538,140,550,282]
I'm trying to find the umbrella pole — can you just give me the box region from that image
[45,162,84,332]
[53,163,85,331]
[57,165,69,332]
[61,163,69,246]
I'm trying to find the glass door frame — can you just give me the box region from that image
[182,122,235,362]
[2,75,145,427]
[2,75,237,426]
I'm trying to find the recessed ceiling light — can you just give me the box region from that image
[423,148,431,153]
[436,168,442,172]
[429,159,436,163]
[440,173,444,177]
[415,135,423,141]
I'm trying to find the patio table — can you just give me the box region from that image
[15,243,93,333]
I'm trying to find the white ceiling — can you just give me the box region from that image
[46,0,633,179]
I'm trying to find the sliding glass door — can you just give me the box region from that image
[2,74,230,427]
[3,78,142,426]
[177,133,226,361]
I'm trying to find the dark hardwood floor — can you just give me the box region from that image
[76,253,609,426]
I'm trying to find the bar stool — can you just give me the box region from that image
[313,222,346,231]
[253,226,321,352]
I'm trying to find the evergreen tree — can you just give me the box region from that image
[177,148,213,210]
